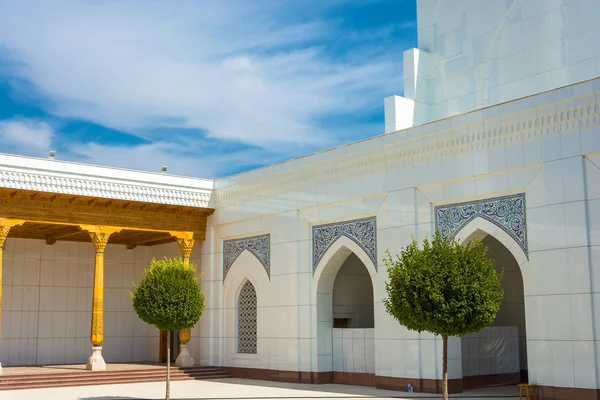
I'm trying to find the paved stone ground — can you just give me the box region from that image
[0,378,520,400]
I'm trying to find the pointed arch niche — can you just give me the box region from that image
[312,235,378,374]
[223,248,270,363]
[441,213,530,389]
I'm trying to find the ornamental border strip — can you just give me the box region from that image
[434,193,528,257]
[223,234,270,281]
[312,217,377,273]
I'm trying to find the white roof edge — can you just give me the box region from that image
[0,153,214,208]
[0,153,214,189]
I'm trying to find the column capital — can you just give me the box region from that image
[0,219,25,247]
[80,225,122,253]
[170,231,194,241]
[171,231,195,263]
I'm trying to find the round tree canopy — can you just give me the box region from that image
[383,232,504,338]
[131,257,205,332]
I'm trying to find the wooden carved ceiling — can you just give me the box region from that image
[0,187,214,247]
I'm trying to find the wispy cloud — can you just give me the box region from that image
[0,118,54,156]
[0,0,413,177]
[65,139,289,178]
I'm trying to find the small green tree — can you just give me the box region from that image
[131,257,205,400]
[383,232,503,400]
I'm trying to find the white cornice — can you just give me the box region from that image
[214,88,600,208]
[0,154,214,208]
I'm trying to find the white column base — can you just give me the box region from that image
[175,343,194,367]
[0,362,3,374]
[86,346,106,371]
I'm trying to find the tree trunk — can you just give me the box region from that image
[166,330,171,400]
[442,335,448,400]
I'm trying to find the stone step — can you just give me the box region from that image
[0,375,231,391]
[0,366,223,382]
[0,369,225,384]
[0,366,231,391]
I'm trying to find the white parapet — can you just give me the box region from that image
[402,48,432,103]
[384,95,415,133]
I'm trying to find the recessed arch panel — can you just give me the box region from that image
[313,235,379,300]
[222,250,270,362]
[312,235,378,373]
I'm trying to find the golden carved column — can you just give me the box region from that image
[81,225,121,371]
[172,232,196,367]
[0,219,24,374]
[174,232,195,266]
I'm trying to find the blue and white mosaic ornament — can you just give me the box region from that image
[223,234,270,281]
[435,193,528,256]
[312,217,377,273]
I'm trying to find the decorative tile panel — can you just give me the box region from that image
[237,280,257,354]
[312,217,377,273]
[223,234,270,280]
[435,193,528,256]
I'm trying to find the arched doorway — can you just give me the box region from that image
[332,253,374,329]
[314,236,377,383]
[459,228,528,389]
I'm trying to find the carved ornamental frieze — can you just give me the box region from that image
[0,170,211,208]
[215,97,600,209]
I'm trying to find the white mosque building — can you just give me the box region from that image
[1,0,599,398]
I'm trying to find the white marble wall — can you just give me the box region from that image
[206,77,600,392]
[522,154,599,390]
[386,0,600,130]
[332,328,375,374]
[462,326,520,377]
[196,212,313,374]
[0,238,158,366]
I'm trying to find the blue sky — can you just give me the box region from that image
[0,0,416,178]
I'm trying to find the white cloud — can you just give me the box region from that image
[0,118,54,156]
[0,0,409,176]
[66,140,288,179]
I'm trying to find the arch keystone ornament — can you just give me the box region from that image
[434,193,528,257]
[223,234,270,281]
[312,216,377,273]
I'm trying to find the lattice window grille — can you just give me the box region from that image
[238,280,257,354]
